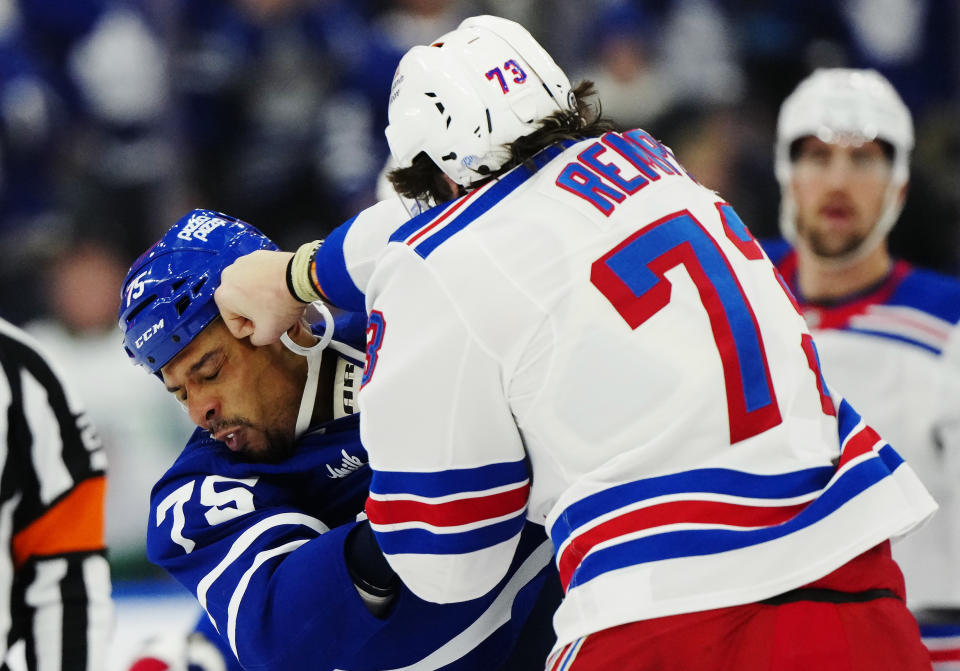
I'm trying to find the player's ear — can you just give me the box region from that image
[285,318,316,348]
[897,180,909,206]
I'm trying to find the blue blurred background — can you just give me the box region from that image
[0,0,956,666]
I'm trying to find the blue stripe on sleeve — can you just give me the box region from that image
[567,453,893,589]
[845,328,943,356]
[878,443,904,471]
[549,465,834,549]
[374,513,526,555]
[889,268,960,323]
[388,200,451,244]
[412,169,531,258]
[370,459,530,498]
[314,216,367,311]
[402,141,578,259]
[836,399,862,445]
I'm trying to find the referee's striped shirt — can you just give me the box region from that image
[0,318,111,670]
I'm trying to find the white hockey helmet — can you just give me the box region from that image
[384,15,573,188]
[775,68,914,264]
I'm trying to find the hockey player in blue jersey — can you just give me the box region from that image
[117,209,559,671]
[763,68,960,669]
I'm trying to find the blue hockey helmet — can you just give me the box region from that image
[118,209,278,374]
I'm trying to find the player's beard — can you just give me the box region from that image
[244,427,297,463]
[796,213,869,259]
[242,400,299,462]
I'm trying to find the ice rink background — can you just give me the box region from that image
[5,580,198,671]
[106,581,200,671]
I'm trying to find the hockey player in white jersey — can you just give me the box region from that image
[762,68,960,669]
[213,16,939,670]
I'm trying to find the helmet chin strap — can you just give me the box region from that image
[280,301,335,439]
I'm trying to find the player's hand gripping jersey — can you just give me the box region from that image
[309,130,937,650]
[147,328,557,671]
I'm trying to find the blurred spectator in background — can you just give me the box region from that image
[658,0,745,108]
[16,0,173,252]
[167,0,466,250]
[0,0,69,325]
[24,237,193,580]
[573,3,674,131]
[0,314,111,670]
[0,0,174,325]
[168,0,353,250]
[61,1,173,256]
[373,0,473,52]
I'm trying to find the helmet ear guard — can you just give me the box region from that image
[118,210,279,375]
[384,14,573,189]
[774,68,914,265]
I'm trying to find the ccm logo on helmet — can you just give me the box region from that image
[135,319,165,349]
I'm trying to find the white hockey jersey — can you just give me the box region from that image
[312,131,937,650]
[766,244,960,611]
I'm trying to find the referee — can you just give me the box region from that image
[0,316,111,670]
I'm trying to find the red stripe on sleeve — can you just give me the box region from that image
[838,426,882,471]
[557,498,810,589]
[366,483,528,528]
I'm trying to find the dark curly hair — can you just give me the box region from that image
[387,81,620,206]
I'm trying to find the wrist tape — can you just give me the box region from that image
[287,240,324,303]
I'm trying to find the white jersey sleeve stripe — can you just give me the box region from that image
[196,512,328,618]
[372,511,527,556]
[366,461,530,555]
[865,304,953,338]
[366,480,528,505]
[227,539,309,658]
[381,538,554,671]
[834,305,951,354]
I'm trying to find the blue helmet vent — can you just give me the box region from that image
[175,295,191,317]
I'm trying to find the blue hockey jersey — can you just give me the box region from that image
[147,343,557,670]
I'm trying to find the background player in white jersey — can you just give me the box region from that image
[117,210,559,671]
[762,68,960,669]
[213,16,939,670]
